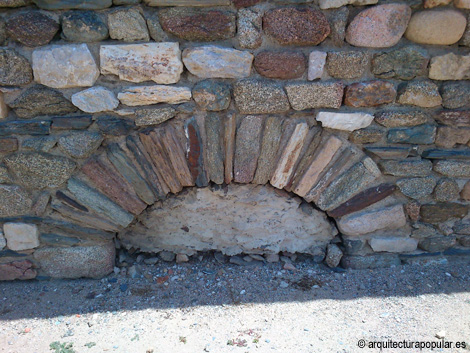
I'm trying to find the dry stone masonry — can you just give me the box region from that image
[0,0,470,280]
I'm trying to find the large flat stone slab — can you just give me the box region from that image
[100,43,183,84]
[118,85,191,106]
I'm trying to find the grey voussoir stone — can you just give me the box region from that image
[58,131,103,159]
[4,152,76,189]
[61,10,108,42]
[233,79,290,114]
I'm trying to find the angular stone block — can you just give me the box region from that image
[234,115,263,184]
[285,82,344,110]
[3,223,39,251]
[118,85,191,106]
[316,112,373,132]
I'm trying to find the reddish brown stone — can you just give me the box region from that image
[81,157,147,215]
[254,51,306,79]
[327,183,397,218]
[6,11,59,47]
[344,81,397,108]
[404,200,420,222]
[436,110,470,127]
[159,8,236,41]
[0,137,18,153]
[232,0,262,7]
[263,7,330,46]
[185,117,208,187]
[0,260,36,281]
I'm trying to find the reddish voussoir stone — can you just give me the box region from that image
[344,80,397,107]
[254,51,306,79]
[263,7,330,46]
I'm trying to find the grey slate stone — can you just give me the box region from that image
[193,80,231,112]
[205,113,225,184]
[32,0,112,10]
[372,46,429,80]
[234,115,263,183]
[253,116,282,185]
[0,120,50,136]
[387,124,436,144]
[380,159,432,177]
[22,136,57,152]
[61,10,109,42]
[51,115,92,130]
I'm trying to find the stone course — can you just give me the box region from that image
[0,0,469,279]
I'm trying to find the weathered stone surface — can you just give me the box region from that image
[253,117,282,185]
[308,51,327,81]
[405,9,466,45]
[328,183,397,218]
[0,260,36,281]
[436,110,470,127]
[159,8,236,41]
[263,7,330,46]
[397,177,436,199]
[238,8,262,49]
[454,221,470,235]
[316,112,373,132]
[405,200,420,222]
[346,4,411,48]
[22,137,56,152]
[135,107,176,126]
[9,86,77,119]
[205,114,224,185]
[338,204,407,236]
[67,177,134,228]
[81,158,147,215]
[419,236,456,252]
[372,47,429,80]
[0,231,5,250]
[119,184,337,256]
[0,92,7,119]
[0,137,18,153]
[118,85,192,106]
[232,0,260,7]
[32,44,99,88]
[435,126,470,148]
[441,82,470,109]
[185,117,208,187]
[455,0,470,8]
[293,136,342,197]
[0,0,31,6]
[271,122,309,189]
[349,128,384,144]
[254,51,306,80]
[380,159,432,177]
[344,81,396,108]
[286,82,343,110]
[146,0,230,5]
[369,237,418,253]
[52,116,92,130]
[434,178,459,202]
[326,51,368,79]
[34,241,115,279]
[101,43,183,84]
[146,12,168,42]
[58,131,103,159]
[365,146,410,160]
[0,49,33,86]
[233,79,290,114]
[429,53,470,81]
[387,124,436,145]
[0,185,32,217]
[317,159,380,211]
[422,149,470,159]
[397,80,442,108]
[224,113,236,184]
[459,236,470,247]
[61,10,108,42]
[33,0,112,9]
[461,180,470,200]
[4,152,75,189]
[326,6,348,47]
[341,254,400,269]
[420,202,469,223]
[325,243,342,268]
[71,87,118,113]
[192,80,230,112]
[434,160,470,177]
[6,11,59,47]
[108,8,149,41]
[375,110,428,128]
[3,223,39,251]
[234,115,263,184]
[0,120,50,136]
[183,46,253,79]
[424,0,452,7]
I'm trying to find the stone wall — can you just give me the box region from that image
[1,0,470,280]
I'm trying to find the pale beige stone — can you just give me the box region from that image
[182,46,253,79]
[0,92,7,119]
[119,184,337,256]
[455,0,470,8]
[118,85,192,106]
[319,0,377,9]
[424,0,452,8]
[32,44,99,88]
[308,51,327,81]
[405,9,467,45]
[71,86,119,113]
[369,237,418,253]
[100,43,183,84]
[293,136,343,197]
[316,112,374,132]
[3,223,39,251]
[271,122,309,189]
[429,53,470,80]
[337,204,407,236]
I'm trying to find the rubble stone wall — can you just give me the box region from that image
[1,0,470,280]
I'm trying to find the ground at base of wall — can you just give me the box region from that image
[0,256,469,353]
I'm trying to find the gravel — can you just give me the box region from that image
[0,253,469,353]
